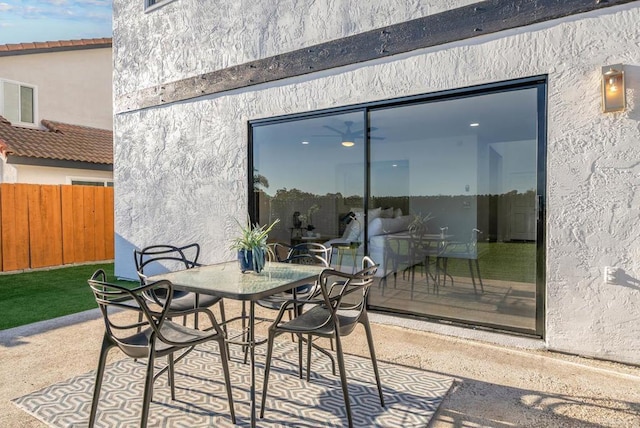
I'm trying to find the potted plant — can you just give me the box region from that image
[408,212,434,235]
[230,217,280,273]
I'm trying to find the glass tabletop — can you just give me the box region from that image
[150,261,325,301]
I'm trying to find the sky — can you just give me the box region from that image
[0,1,112,45]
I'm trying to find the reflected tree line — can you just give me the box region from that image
[255,184,536,245]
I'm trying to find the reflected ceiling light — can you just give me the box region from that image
[602,64,625,113]
[301,141,310,145]
[341,141,355,147]
[469,122,480,127]
[392,164,398,167]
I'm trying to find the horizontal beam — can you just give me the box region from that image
[115,0,638,114]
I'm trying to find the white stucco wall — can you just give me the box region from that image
[113,1,640,365]
[0,47,113,130]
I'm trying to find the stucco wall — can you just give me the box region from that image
[113,0,477,98]
[113,1,640,364]
[0,48,113,130]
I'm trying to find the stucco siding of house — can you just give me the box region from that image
[113,1,640,365]
[0,47,113,130]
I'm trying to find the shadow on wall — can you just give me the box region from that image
[613,268,640,290]
[114,233,139,281]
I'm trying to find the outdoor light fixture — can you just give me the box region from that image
[341,141,355,147]
[602,64,625,113]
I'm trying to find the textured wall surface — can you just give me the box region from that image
[113,1,640,364]
[112,0,477,98]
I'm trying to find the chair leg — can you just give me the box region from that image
[362,316,385,407]
[306,334,313,382]
[468,259,478,294]
[141,345,156,428]
[168,353,176,401]
[333,334,354,428]
[298,333,304,379]
[217,336,236,424]
[475,259,484,293]
[259,330,277,418]
[88,336,112,428]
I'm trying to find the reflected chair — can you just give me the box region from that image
[87,270,235,428]
[407,230,448,297]
[381,235,411,294]
[260,256,384,428]
[442,228,484,294]
[134,243,227,331]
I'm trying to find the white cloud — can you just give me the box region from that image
[0,3,13,12]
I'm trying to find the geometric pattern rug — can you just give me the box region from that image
[12,338,453,427]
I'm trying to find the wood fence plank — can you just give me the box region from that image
[72,186,86,263]
[0,185,2,269]
[61,186,75,264]
[105,187,114,259]
[0,184,17,271]
[14,184,30,270]
[43,185,63,267]
[82,186,97,262]
[94,187,106,260]
[28,185,45,268]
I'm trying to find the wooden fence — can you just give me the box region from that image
[0,184,114,272]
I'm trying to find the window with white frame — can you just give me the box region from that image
[71,179,114,187]
[1,79,36,125]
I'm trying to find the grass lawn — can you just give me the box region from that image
[445,241,537,284]
[0,263,134,331]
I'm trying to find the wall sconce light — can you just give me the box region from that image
[602,64,625,113]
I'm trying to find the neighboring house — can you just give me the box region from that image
[0,116,112,184]
[112,1,640,365]
[0,38,113,184]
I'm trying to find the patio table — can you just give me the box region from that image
[150,260,325,427]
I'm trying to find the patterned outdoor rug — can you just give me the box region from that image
[13,338,453,427]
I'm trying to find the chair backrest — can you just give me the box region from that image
[287,242,333,266]
[467,228,482,256]
[88,269,179,351]
[267,242,293,262]
[134,243,200,281]
[315,256,378,333]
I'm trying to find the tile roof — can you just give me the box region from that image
[0,116,112,165]
[0,38,112,56]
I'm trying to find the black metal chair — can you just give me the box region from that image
[260,256,384,428]
[234,242,333,367]
[258,242,332,311]
[87,269,235,428]
[134,243,226,331]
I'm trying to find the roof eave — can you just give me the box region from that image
[6,155,113,171]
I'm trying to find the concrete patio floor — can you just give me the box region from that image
[1,301,639,427]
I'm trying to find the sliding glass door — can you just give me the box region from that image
[250,78,546,336]
[367,87,543,333]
